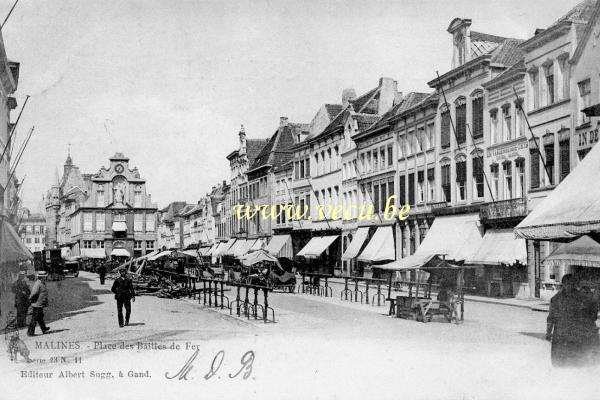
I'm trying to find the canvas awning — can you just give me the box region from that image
[111,248,130,257]
[80,248,106,259]
[111,221,127,232]
[543,235,600,269]
[515,141,600,240]
[204,243,219,256]
[249,238,266,252]
[241,249,281,267]
[264,235,293,259]
[198,246,211,256]
[466,229,527,266]
[582,103,600,117]
[234,239,257,258]
[358,226,395,263]
[213,239,236,257]
[297,236,338,259]
[226,239,246,256]
[0,219,33,264]
[342,227,370,259]
[376,254,461,271]
[137,249,160,261]
[147,250,171,261]
[416,213,483,262]
[182,249,199,258]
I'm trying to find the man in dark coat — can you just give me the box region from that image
[11,271,31,328]
[97,262,107,285]
[27,272,50,336]
[546,274,600,367]
[111,269,136,327]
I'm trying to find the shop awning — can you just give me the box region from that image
[466,229,527,266]
[234,239,257,258]
[241,249,281,267]
[204,243,219,256]
[416,213,483,262]
[358,226,395,263]
[376,254,461,271]
[543,235,600,269]
[264,235,293,259]
[226,239,246,256]
[110,248,130,257]
[111,221,127,232]
[182,249,199,258]
[148,250,171,261]
[213,239,236,257]
[0,219,33,265]
[198,246,211,256]
[249,238,266,252]
[342,227,370,259]
[297,236,338,259]
[80,248,106,259]
[515,141,600,240]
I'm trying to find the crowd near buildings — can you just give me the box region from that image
[43,1,600,300]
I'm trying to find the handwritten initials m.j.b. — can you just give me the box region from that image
[164,349,199,380]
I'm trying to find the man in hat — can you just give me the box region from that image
[27,272,50,336]
[11,271,31,328]
[111,269,136,327]
[97,262,107,285]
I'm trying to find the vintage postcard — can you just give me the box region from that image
[2,0,600,399]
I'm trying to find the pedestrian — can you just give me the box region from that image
[27,272,50,336]
[98,262,107,285]
[11,271,31,328]
[111,269,136,327]
[546,274,600,367]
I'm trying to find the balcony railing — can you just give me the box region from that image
[479,198,527,221]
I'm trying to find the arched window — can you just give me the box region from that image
[454,97,467,145]
[471,90,484,139]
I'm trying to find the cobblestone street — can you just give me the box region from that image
[2,272,599,400]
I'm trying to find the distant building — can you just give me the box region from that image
[45,152,159,259]
[18,208,46,253]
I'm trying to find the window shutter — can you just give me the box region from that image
[441,111,451,148]
[427,168,435,182]
[530,149,540,189]
[456,104,466,144]
[399,175,406,204]
[305,158,310,177]
[417,170,424,183]
[559,140,570,182]
[472,97,484,138]
[408,173,415,205]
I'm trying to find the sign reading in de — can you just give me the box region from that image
[578,125,599,150]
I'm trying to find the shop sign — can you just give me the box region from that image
[577,125,599,150]
[487,140,528,161]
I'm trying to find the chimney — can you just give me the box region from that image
[342,88,357,107]
[377,77,398,115]
[239,124,247,155]
[279,117,288,127]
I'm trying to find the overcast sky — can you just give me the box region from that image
[1,0,583,211]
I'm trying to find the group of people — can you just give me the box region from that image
[11,270,51,336]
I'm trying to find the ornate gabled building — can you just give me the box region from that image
[45,152,159,259]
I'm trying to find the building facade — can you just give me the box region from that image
[18,208,46,253]
[45,153,159,259]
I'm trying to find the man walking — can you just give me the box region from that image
[98,262,107,285]
[27,272,50,336]
[11,271,31,328]
[111,269,135,327]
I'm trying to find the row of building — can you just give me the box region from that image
[156,1,600,299]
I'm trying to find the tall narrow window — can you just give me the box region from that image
[578,79,591,126]
[380,182,387,212]
[134,213,144,232]
[516,159,525,198]
[83,213,93,232]
[97,185,105,207]
[146,213,155,232]
[544,64,555,105]
[455,99,466,145]
[305,157,310,177]
[417,171,425,203]
[502,104,512,141]
[515,98,525,138]
[380,147,386,168]
[490,109,499,144]
[441,164,451,203]
[545,140,555,186]
[530,70,539,110]
[456,160,466,201]
[96,213,105,232]
[503,162,513,200]
[559,139,570,182]
[427,123,435,149]
[472,94,484,139]
[399,175,406,205]
[387,145,393,166]
[491,164,499,199]
[373,150,379,172]
[530,147,540,189]
[559,57,569,100]
[441,107,451,148]
[134,186,142,207]
[427,168,435,202]
[473,157,484,199]
[408,173,415,205]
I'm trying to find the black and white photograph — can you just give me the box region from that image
[1,0,600,399]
